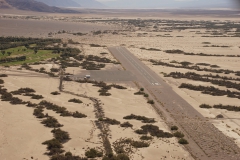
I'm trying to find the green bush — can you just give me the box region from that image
[178,138,189,144]
[144,93,149,97]
[171,126,178,131]
[173,131,184,138]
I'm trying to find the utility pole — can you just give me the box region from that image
[59,67,64,92]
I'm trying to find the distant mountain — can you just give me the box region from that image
[34,0,81,8]
[0,0,11,8]
[4,0,78,13]
[101,0,234,9]
[72,0,105,8]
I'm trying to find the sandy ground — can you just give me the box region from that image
[0,66,193,159]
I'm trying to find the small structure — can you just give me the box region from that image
[85,75,91,79]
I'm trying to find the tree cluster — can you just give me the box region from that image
[166,72,240,91]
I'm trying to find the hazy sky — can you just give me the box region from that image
[95,0,235,9]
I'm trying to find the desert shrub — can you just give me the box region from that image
[0,79,4,84]
[85,148,103,158]
[51,153,87,160]
[140,136,153,141]
[11,87,35,95]
[50,68,59,73]
[33,107,45,118]
[178,138,189,144]
[24,93,44,99]
[199,104,212,109]
[136,124,173,138]
[72,111,87,118]
[26,101,38,107]
[51,91,61,95]
[100,52,108,55]
[131,141,149,148]
[68,98,83,103]
[179,83,240,99]
[173,131,184,138]
[147,100,154,104]
[111,84,127,89]
[120,122,133,128]
[10,97,26,105]
[116,154,130,160]
[166,72,240,91]
[42,139,64,155]
[144,93,149,97]
[1,92,13,101]
[99,117,120,125]
[102,153,130,160]
[99,92,111,96]
[60,111,72,117]
[210,65,220,68]
[134,91,144,95]
[171,126,178,131]
[41,117,63,128]
[51,128,70,143]
[0,74,8,77]
[123,114,156,123]
[216,114,224,118]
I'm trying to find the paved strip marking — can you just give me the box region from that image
[118,47,160,85]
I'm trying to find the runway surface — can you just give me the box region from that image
[108,46,240,160]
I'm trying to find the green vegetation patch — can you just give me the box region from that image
[0,46,59,66]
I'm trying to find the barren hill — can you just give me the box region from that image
[73,0,105,8]
[34,0,81,8]
[0,0,11,8]
[3,0,78,13]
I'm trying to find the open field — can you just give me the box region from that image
[0,8,240,160]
